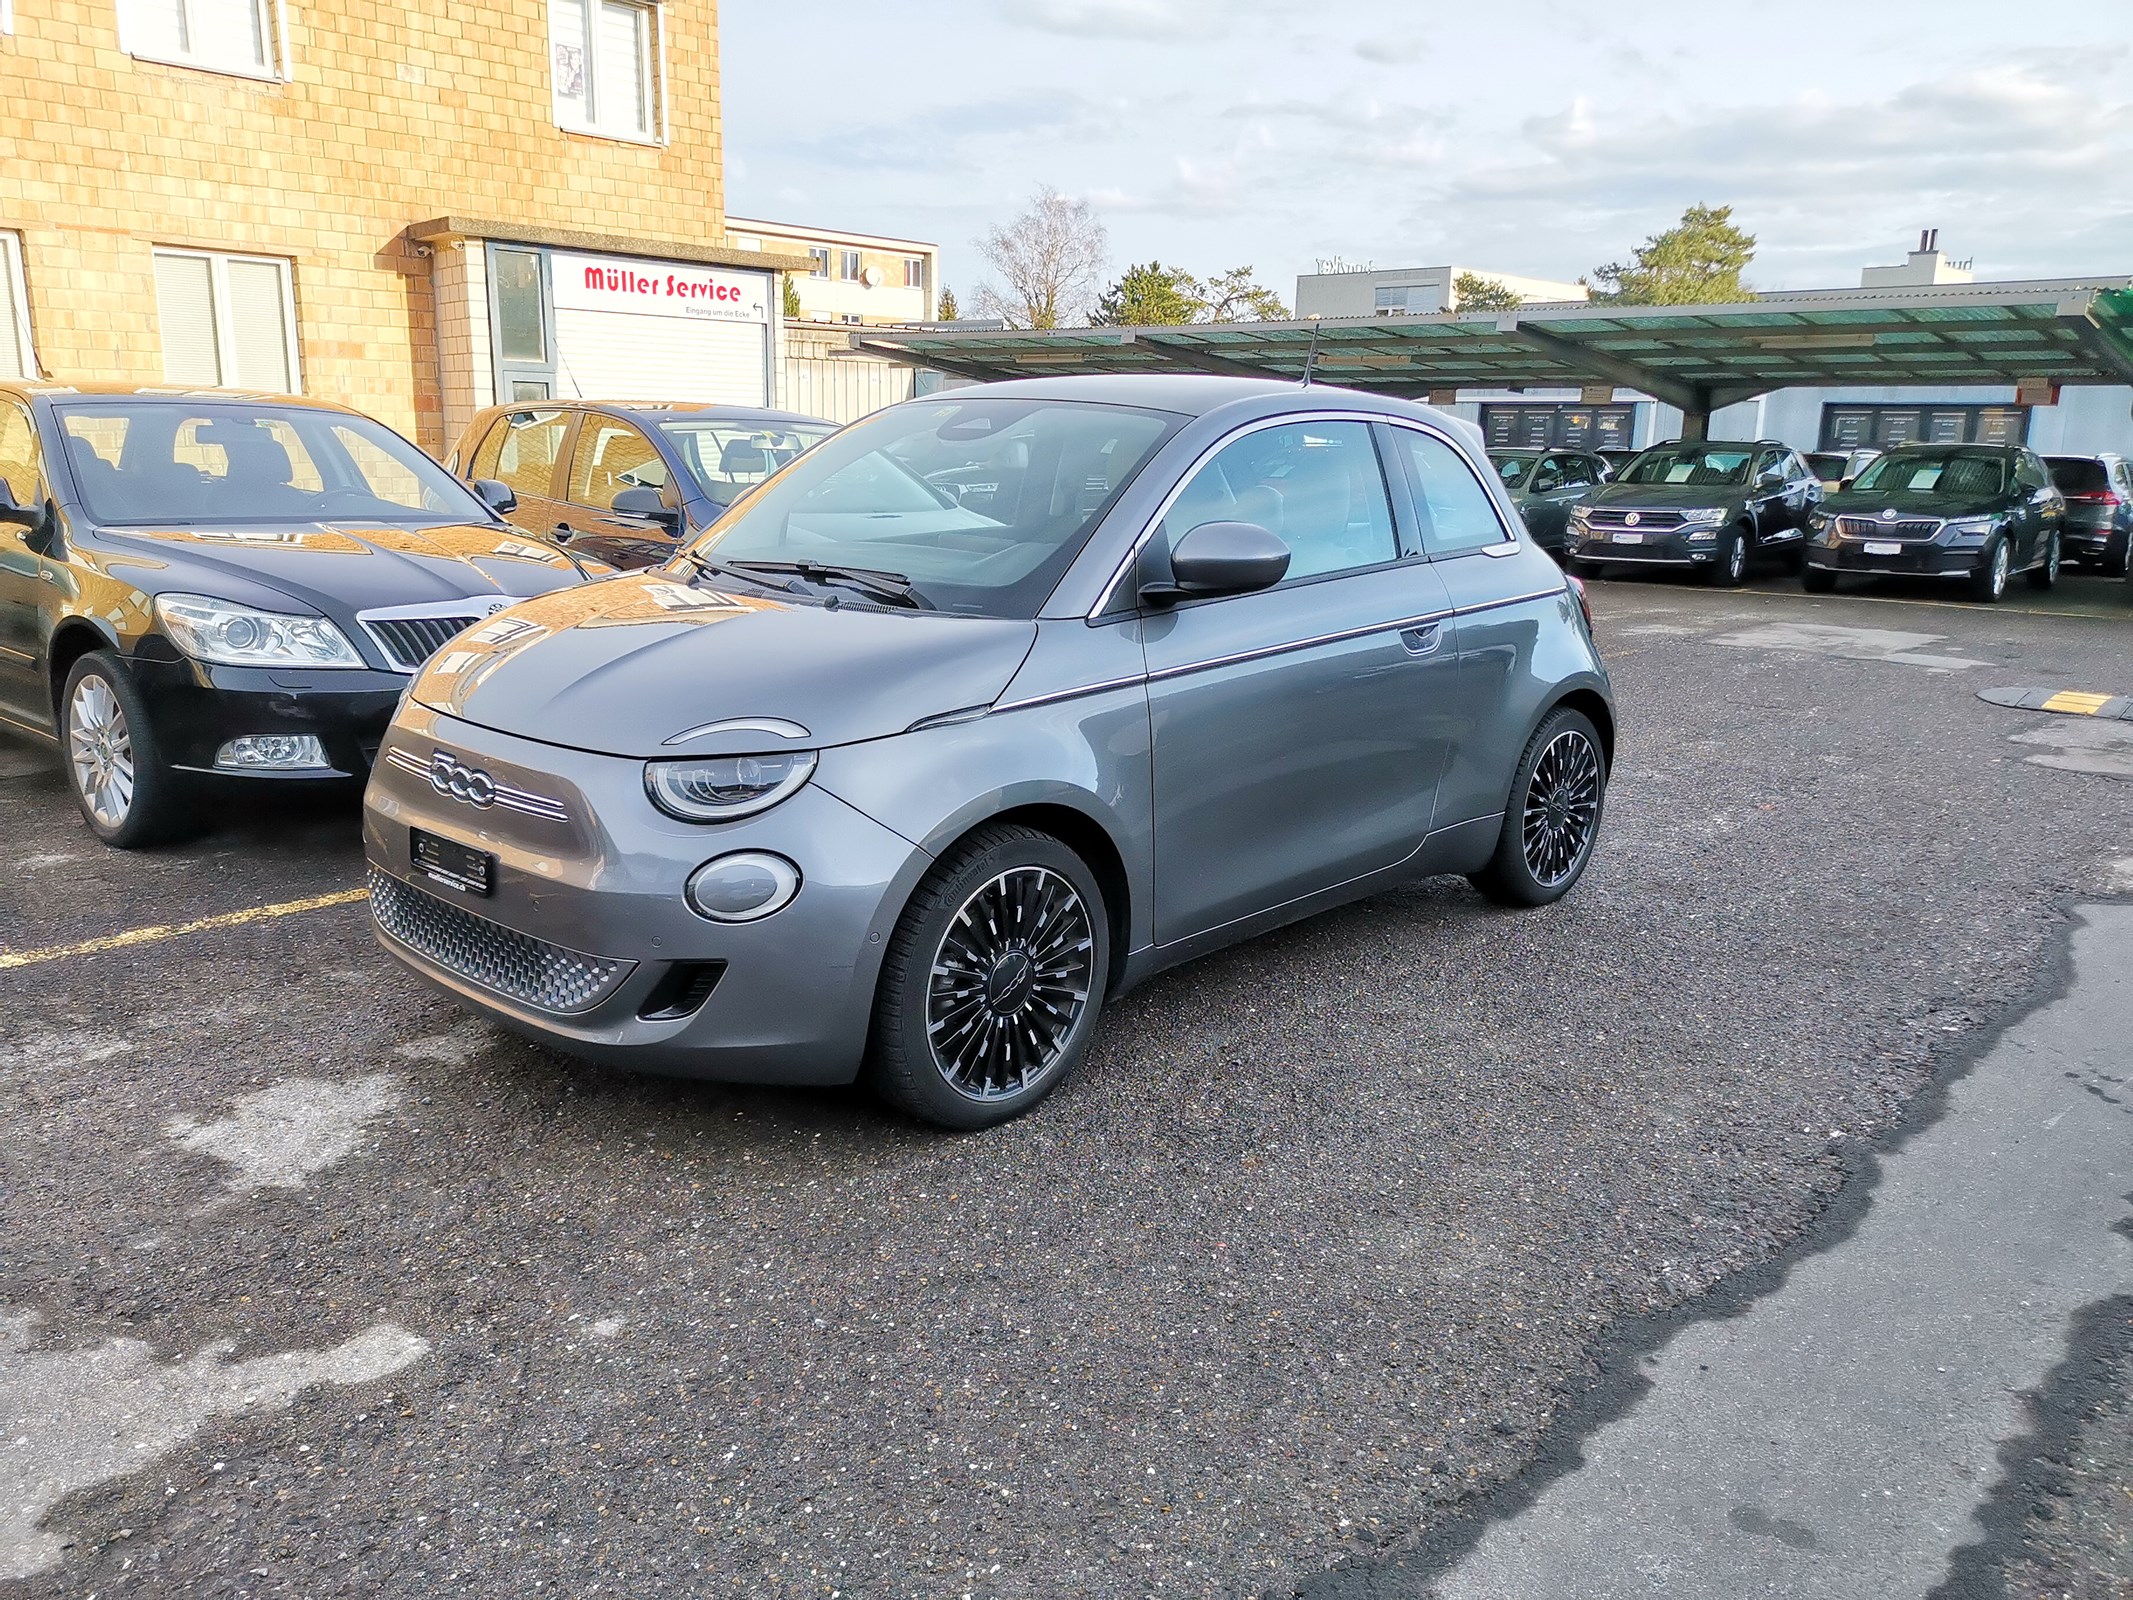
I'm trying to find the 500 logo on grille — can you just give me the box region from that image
[429,752,497,807]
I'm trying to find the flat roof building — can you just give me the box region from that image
[727,218,939,328]
[1295,265,1589,320]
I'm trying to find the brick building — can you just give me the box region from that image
[0,0,807,451]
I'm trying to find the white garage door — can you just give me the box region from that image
[552,309,769,406]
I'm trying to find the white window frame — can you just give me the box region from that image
[549,0,666,146]
[0,232,37,380]
[902,256,925,289]
[152,246,302,392]
[115,0,290,82]
[1,0,14,34]
[838,250,862,282]
[807,247,830,280]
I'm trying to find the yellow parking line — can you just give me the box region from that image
[2040,691,2115,715]
[0,887,368,970]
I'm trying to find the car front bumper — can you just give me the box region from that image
[129,654,409,777]
[1572,529,1721,566]
[1804,542,1983,578]
[361,703,932,1087]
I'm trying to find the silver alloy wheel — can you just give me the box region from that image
[1727,530,1747,582]
[67,673,135,830]
[925,865,1095,1101]
[2046,533,2060,582]
[1990,540,2010,596]
[1520,728,1603,888]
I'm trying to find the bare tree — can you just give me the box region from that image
[971,187,1109,330]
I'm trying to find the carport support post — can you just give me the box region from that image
[1679,404,1709,442]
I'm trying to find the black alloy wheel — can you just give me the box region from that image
[1470,705,1608,907]
[868,823,1109,1129]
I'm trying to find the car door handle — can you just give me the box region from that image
[1399,623,1443,656]
[551,523,576,542]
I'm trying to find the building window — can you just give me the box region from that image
[550,0,659,142]
[839,250,862,282]
[838,313,863,325]
[902,257,925,289]
[152,248,298,392]
[0,232,35,381]
[807,247,830,279]
[118,0,281,78]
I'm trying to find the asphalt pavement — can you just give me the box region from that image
[2,575,2130,1598]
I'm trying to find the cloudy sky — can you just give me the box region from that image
[721,0,2133,311]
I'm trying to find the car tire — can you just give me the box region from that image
[1703,525,1749,587]
[1469,705,1608,909]
[2026,531,2060,591]
[1968,536,2011,603]
[60,650,193,848]
[1802,567,1837,594]
[867,823,1110,1130]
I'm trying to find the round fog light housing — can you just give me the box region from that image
[685,851,801,923]
[215,734,330,771]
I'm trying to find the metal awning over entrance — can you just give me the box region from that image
[852,282,2133,438]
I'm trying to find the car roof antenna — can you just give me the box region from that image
[1299,317,1324,387]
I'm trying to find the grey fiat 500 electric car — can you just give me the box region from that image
[363,377,1614,1128]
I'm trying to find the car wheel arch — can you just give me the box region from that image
[1542,685,1615,772]
[46,616,122,722]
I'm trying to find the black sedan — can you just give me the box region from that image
[0,383,601,846]
[1488,448,1611,558]
[448,400,836,570]
[1803,443,2065,602]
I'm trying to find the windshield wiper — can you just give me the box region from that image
[724,559,933,610]
[679,551,807,595]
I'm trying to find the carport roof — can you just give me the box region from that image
[850,281,2133,419]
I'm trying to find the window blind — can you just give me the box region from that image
[224,256,291,391]
[186,0,267,71]
[550,0,590,124]
[595,0,648,135]
[0,237,26,382]
[154,253,221,384]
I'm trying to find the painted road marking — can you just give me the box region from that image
[1705,621,1989,671]
[0,888,367,970]
[1978,687,2133,721]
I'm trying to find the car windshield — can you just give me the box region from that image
[1853,451,2007,497]
[57,401,490,527]
[2048,458,2108,495]
[657,419,838,507]
[686,397,1182,617]
[1618,445,1753,486]
[1492,454,1537,489]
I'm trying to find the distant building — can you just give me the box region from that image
[727,218,938,327]
[1860,230,1974,289]
[1294,265,1589,319]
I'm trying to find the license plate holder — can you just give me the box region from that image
[411,828,494,896]
[1864,540,1903,556]
[1612,530,1644,544]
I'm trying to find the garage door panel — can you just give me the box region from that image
[552,308,769,406]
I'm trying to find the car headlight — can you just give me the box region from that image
[1807,510,1829,530]
[1569,505,1592,525]
[153,593,364,668]
[1940,515,1997,545]
[645,751,817,822]
[1679,506,1728,525]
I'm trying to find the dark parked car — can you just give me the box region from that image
[367,377,1614,1128]
[0,382,600,846]
[1568,439,1821,584]
[1489,448,1612,557]
[448,400,836,570]
[2045,453,2131,576]
[1806,448,1881,490]
[1803,442,2065,602]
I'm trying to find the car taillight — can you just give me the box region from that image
[1566,573,1594,631]
[2066,491,2122,506]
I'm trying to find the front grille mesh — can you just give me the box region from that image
[364,615,483,671]
[1836,515,1941,541]
[1588,508,1687,531]
[369,870,633,1014]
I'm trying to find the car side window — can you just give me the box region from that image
[489,410,570,500]
[0,402,41,507]
[468,418,511,482]
[1385,426,1512,557]
[1558,455,1593,488]
[1161,420,1397,583]
[569,419,668,512]
[1530,455,1564,493]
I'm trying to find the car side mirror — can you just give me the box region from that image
[470,477,517,515]
[1838,475,1856,491]
[1140,520,1291,607]
[613,485,683,529]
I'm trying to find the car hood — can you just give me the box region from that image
[1820,489,2005,519]
[408,571,1040,758]
[1589,483,1747,509]
[98,520,596,612]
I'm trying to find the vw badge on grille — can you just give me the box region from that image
[1881,507,1899,521]
[429,751,497,808]
[1623,512,1641,527]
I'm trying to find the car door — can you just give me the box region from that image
[557,413,683,568]
[0,399,50,723]
[466,408,573,544]
[1521,453,1576,544]
[2018,450,2063,564]
[1141,416,1458,947]
[1747,448,1791,540]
